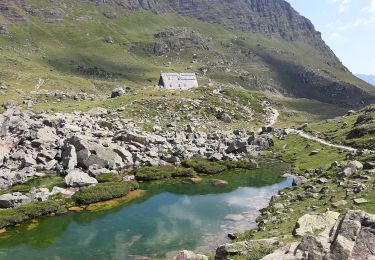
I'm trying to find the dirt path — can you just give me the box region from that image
[265,107,279,128]
[259,106,372,153]
[285,128,359,152]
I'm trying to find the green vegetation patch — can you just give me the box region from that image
[0,200,66,229]
[183,158,258,175]
[304,105,375,150]
[272,135,348,172]
[96,173,121,183]
[73,182,139,205]
[232,246,275,260]
[1,176,65,195]
[134,166,197,181]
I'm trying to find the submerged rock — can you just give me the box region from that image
[210,179,228,187]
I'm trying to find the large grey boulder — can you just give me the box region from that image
[282,210,375,260]
[330,211,366,260]
[251,135,274,150]
[64,169,98,187]
[173,250,208,260]
[34,127,59,144]
[50,186,76,197]
[293,211,340,237]
[29,187,50,202]
[0,192,31,208]
[215,238,279,260]
[111,87,125,98]
[88,107,108,116]
[84,145,124,170]
[0,144,9,167]
[22,155,37,167]
[0,169,28,189]
[61,144,77,170]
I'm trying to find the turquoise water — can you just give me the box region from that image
[0,164,292,259]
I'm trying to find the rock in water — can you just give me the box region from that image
[211,179,228,187]
[64,169,98,187]
[224,214,245,222]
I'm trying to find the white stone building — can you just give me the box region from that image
[158,73,198,89]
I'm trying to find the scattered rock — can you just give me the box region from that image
[111,87,125,98]
[173,250,208,260]
[309,150,320,156]
[293,211,340,237]
[0,192,31,208]
[332,200,348,208]
[29,187,50,202]
[50,186,76,197]
[353,198,368,205]
[215,238,279,260]
[64,169,98,187]
[68,206,84,212]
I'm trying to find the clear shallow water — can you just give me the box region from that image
[0,164,292,260]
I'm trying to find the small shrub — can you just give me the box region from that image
[223,160,257,170]
[171,168,197,178]
[182,158,227,174]
[96,173,121,183]
[0,200,65,229]
[11,184,31,193]
[73,182,137,205]
[134,167,172,181]
[134,166,197,181]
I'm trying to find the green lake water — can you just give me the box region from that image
[0,163,292,259]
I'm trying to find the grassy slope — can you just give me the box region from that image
[304,105,375,149]
[0,0,372,120]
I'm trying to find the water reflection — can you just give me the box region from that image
[0,163,292,259]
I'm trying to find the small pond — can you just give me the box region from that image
[0,163,292,259]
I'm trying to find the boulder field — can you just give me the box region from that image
[0,107,273,208]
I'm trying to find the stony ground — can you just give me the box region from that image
[1,87,375,260]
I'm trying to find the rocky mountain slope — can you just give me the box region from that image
[0,0,374,109]
[356,74,375,86]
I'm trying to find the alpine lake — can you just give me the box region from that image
[0,163,292,259]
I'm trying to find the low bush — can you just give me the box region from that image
[171,168,197,178]
[182,158,228,174]
[73,182,138,205]
[96,173,121,183]
[134,166,197,181]
[0,200,65,229]
[183,158,258,174]
[223,160,257,170]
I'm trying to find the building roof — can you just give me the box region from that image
[159,73,198,89]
